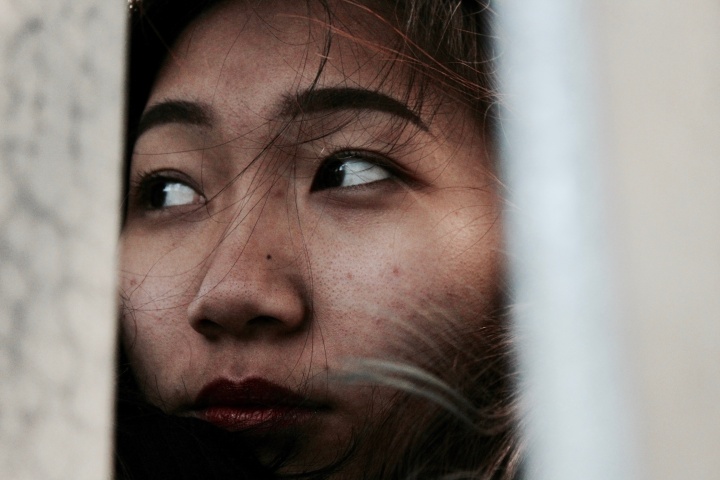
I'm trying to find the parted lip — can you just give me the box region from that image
[192,377,325,431]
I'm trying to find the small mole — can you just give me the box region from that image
[266,254,272,260]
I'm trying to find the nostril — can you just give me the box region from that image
[194,318,223,338]
[246,315,281,328]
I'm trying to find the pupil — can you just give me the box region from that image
[331,162,345,186]
[313,159,346,190]
[149,182,168,208]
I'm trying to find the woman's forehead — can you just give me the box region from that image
[143,0,480,156]
[152,0,401,98]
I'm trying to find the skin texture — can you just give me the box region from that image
[120,0,503,475]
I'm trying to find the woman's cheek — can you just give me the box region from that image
[119,239,204,398]
[304,242,466,360]
[120,283,179,378]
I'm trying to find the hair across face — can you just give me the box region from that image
[120,1,519,478]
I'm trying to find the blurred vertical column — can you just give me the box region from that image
[498,1,720,480]
[0,1,125,479]
[496,1,637,480]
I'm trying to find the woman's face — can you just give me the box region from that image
[120,0,502,473]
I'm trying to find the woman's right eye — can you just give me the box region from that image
[138,176,204,210]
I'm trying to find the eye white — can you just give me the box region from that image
[162,182,200,207]
[340,160,392,187]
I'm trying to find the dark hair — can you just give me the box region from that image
[119,1,521,478]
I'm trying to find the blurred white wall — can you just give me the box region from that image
[596,2,720,479]
[0,1,125,479]
[500,1,720,479]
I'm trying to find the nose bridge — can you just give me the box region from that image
[187,166,308,338]
[213,148,301,263]
[225,169,295,263]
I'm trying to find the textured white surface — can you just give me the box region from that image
[0,1,125,479]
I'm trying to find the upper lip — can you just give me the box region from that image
[193,377,323,409]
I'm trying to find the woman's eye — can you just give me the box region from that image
[139,177,203,210]
[311,153,393,192]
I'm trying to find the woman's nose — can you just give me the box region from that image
[186,183,309,340]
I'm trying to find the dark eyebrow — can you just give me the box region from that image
[136,100,212,138]
[282,87,428,131]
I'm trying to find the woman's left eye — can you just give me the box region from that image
[310,152,393,192]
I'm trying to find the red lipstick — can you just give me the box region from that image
[193,378,322,432]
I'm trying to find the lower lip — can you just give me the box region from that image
[197,406,317,432]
